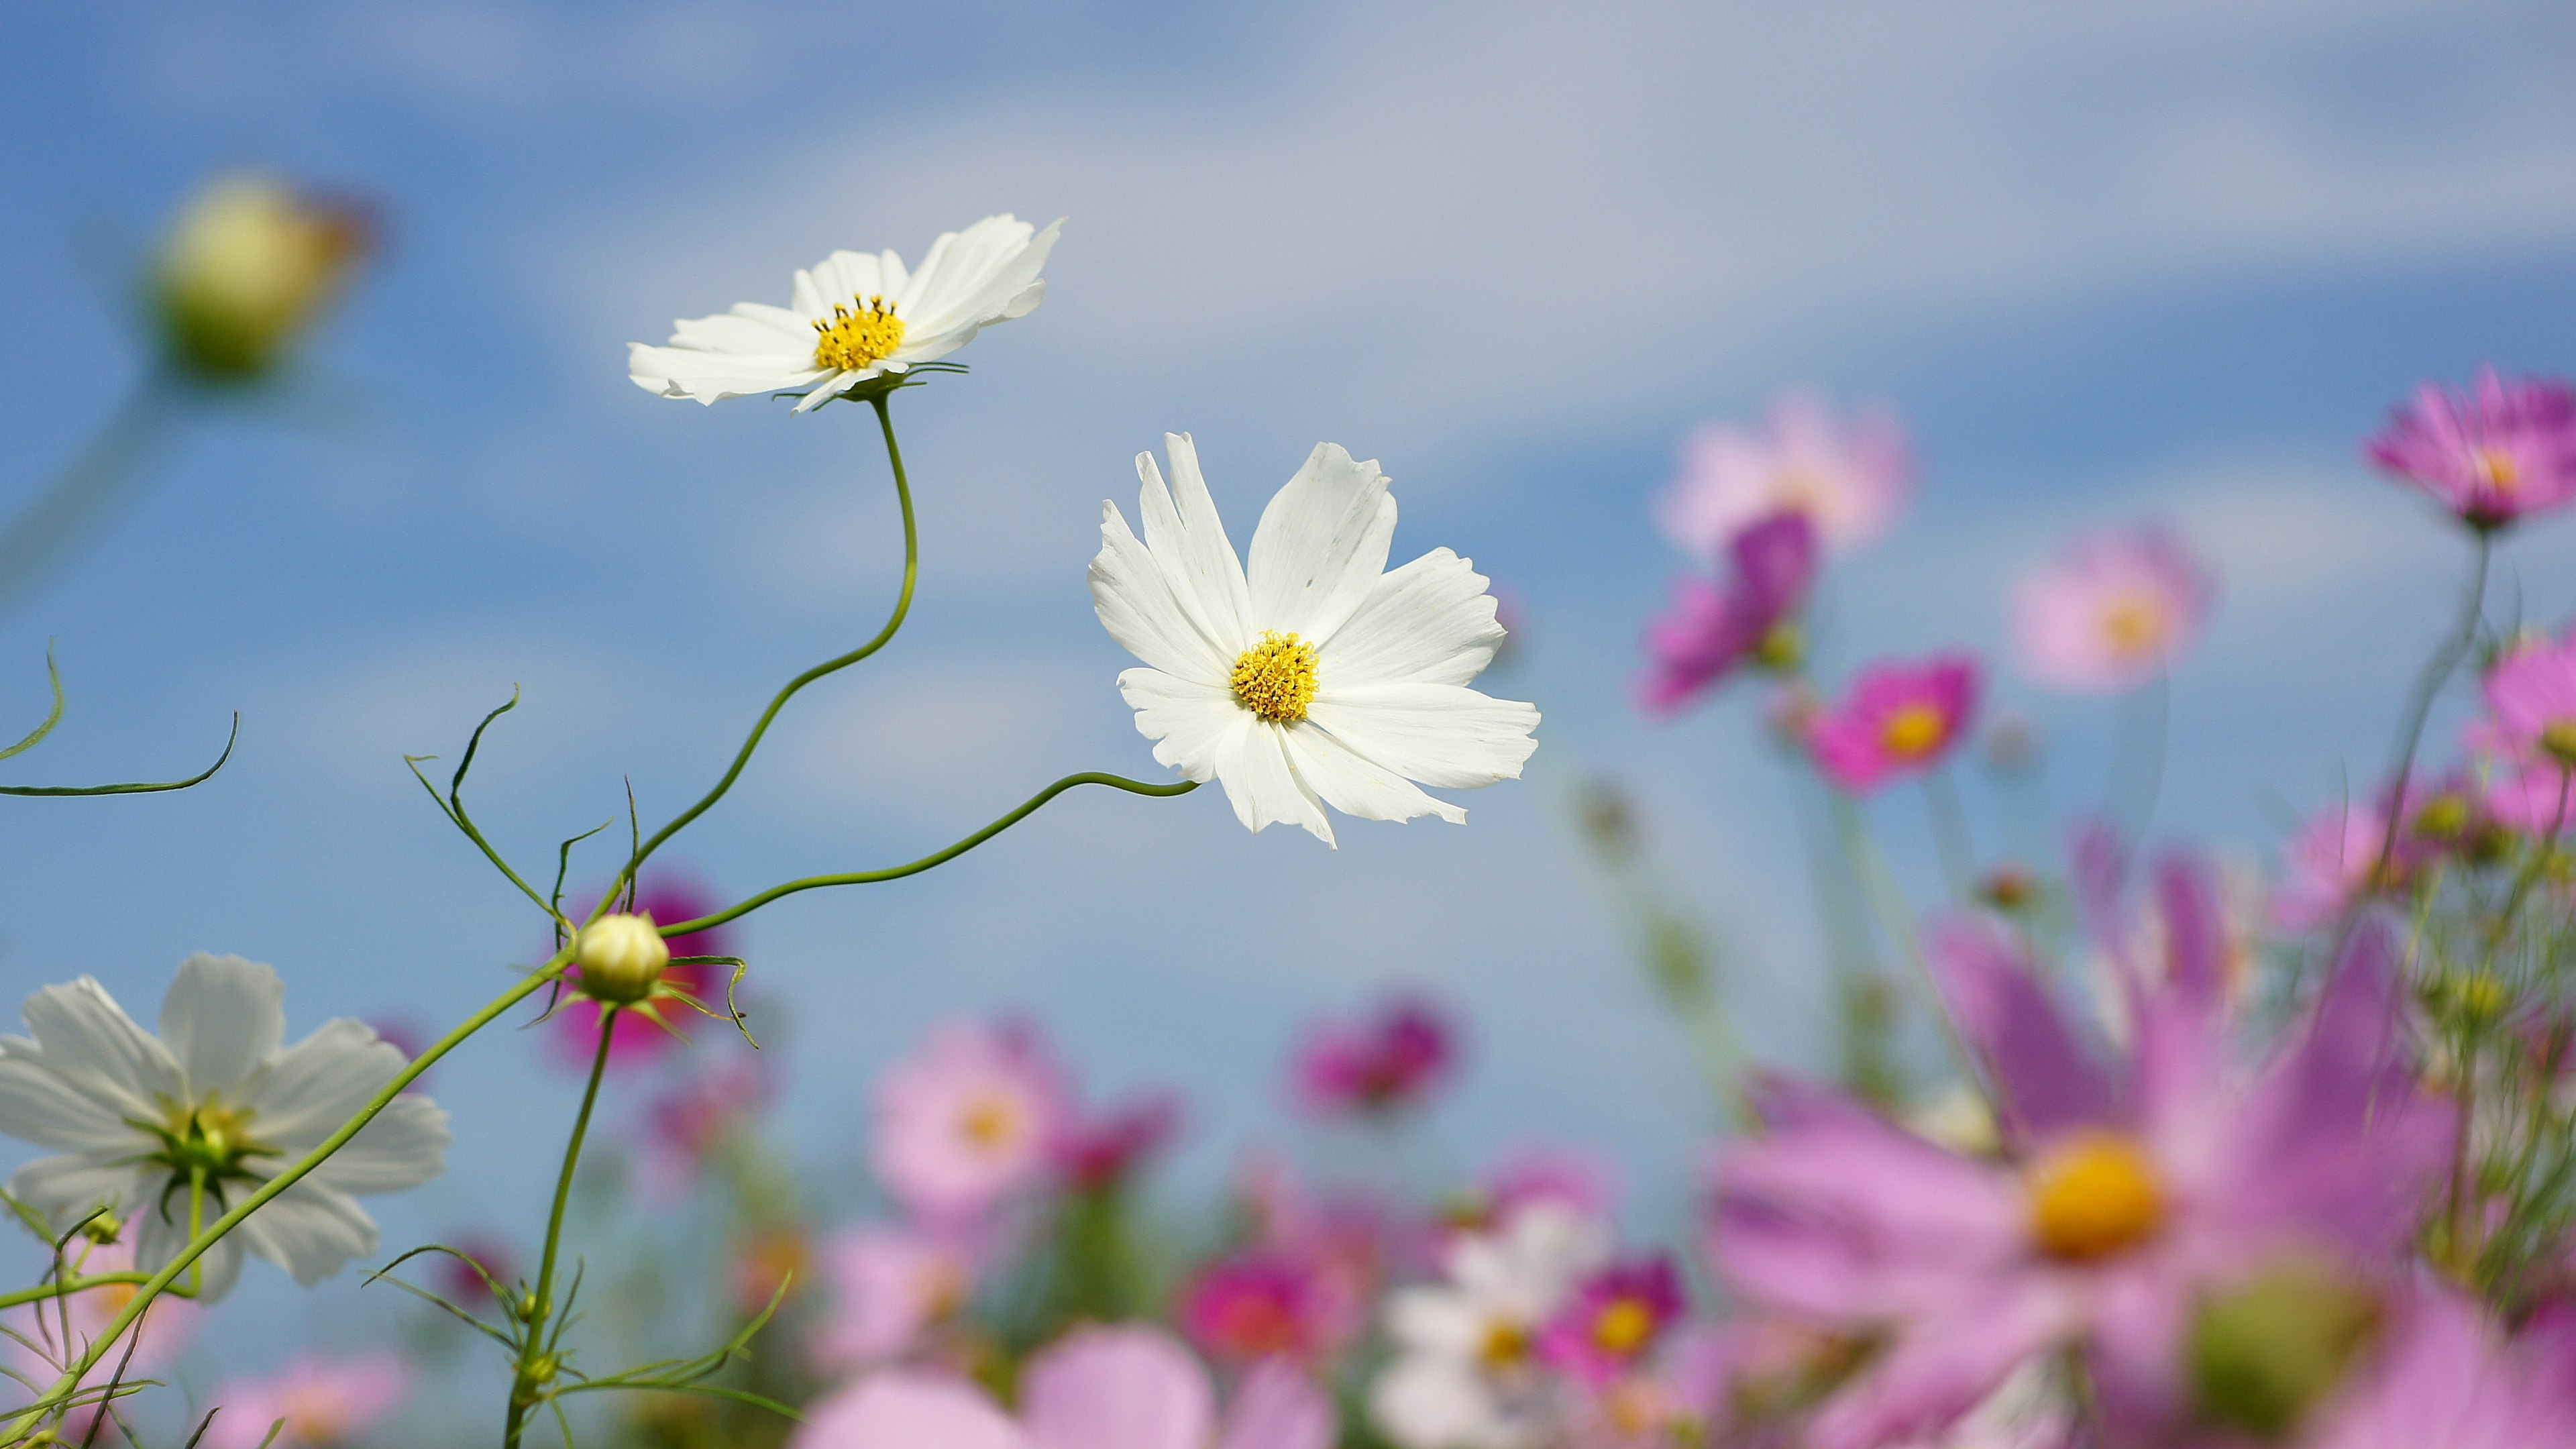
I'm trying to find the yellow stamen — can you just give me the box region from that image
[2098,594,2169,659]
[1593,1297,1656,1356]
[812,295,906,372]
[2476,447,2520,492]
[959,1095,1022,1150]
[2027,1132,2165,1261]
[1479,1320,1531,1366]
[1232,632,1321,724]
[1880,702,1947,758]
[2543,720,2576,766]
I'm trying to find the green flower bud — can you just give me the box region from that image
[2186,1260,2379,1439]
[574,913,669,1006]
[153,174,369,382]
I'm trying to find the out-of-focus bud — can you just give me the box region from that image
[2186,1259,2379,1439]
[1978,863,2040,912]
[153,174,370,382]
[1575,777,1640,861]
[1763,680,1822,749]
[574,913,669,1005]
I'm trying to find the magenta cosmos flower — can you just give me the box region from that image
[793,1324,1332,1449]
[2366,366,2576,529]
[1658,392,1913,558]
[1710,871,2449,1449]
[1180,1250,1362,1364]
[2300,1286,2576,1448]
[1292,996,1458,1118]
[1805,653,1980,792]
[548,879,735,1072]
[1640,511,1818,715]
[205,1352,409,1449]
[2012,526,2216,692]
[1052,1089,1181,1191]
[871,1020,1069,1220]
[1537,1255,1687,1388]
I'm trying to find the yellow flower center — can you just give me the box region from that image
[2028,1132,2165,1261]
[959,1094,1024,1151]
[2542,720,2576,766]
[1232,632,1320,724]
[1479,1319,1531,1367]
[812,295,906,372]
[1880,702,1947,758]
[1592,1297,1656,1356]
[2098,593,2169,660]
[2476,447,2520,492]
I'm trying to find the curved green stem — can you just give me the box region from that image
[0,1275,197,1313]
[3,953,570,1439]
[621,393,919,896]
[2369,529,2492,892]
[659,774,1201,938]
[1833,790,1987,1099]
[505,1008,618,1449]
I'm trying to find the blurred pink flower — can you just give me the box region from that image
[2012,525,2216,692]
[1053,1090,1181,1191]
[2366,366,2576,529]
[794,1325,1332,1449]
[1,1232,201,1444]
[1640,511,1817,715]
[2274,799,2406,931]
[434,1234,515,1307]
[205,1352,408,1449]
[1658,392,1912,558]
[1709,917,2449,1449]
[1806,653,1980,792]
[1179,1250,1360,1364]
[2481,630,2576,768]
[2302,1287,2576,1448]
[1292,996,1457,1118]
[642,1052,773,1196]
[1487,1145,1619,1227]
[548,879,735,1072]
[1538,1256,1686,1387]
[811,1224,977,1373]
[872,1020,1068,1219]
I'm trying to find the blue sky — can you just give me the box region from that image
[3,0,2576,1402]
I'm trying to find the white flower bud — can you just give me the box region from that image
[154,174,369,381]
[574,913,669,1005]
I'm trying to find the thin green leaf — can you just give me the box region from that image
[0,647,65,761]
[0,712,237,796]
[449,686,521,814]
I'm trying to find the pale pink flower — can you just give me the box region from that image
[2012,526,2216,692]
[2366,366,2576,529]
[871,1020,1068,1219]
[205,1352,408,1449]
[1806,654,1980,792]
[2481,629,2576,768]
[2301,1285,2576,1448]
[2273,800,2404,931]
[1658,392,1912,557]
[811,1225,977,1373]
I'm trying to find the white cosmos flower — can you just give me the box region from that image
[627,213,1061,413]
[1090,434,1540,847]
[0,955,450,1302]
[1371,1203,1607,1449]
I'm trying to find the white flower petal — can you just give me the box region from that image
[1320,548,1505,690]
[901,216,1059,339]
[1385,1287,1489,1357]
[233,1179,378,1285]
[135,1207,244,1302]
[790,370,861,413]
[304,1093,449,1196]
[1370,1354,1512,1449]
[1138,435,1251,653]
[159,955,284,1101]
[626,341,826,403]
[1245,444,1396,641]
[7,1154,153,1232]
[239,1020,407,1152]
[808,249,900,309]
[17,979,182,1123]
[1093,506,1232,685]
[1116,669,1242,781]
[1218,720,1335,845]
[1282,723,1464,826]
[672,306,811,354]
[1305,684,1538,790]
[0,1044,146,1153]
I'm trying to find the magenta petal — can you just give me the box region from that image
[794,1373,1026,1449]
[1927,915,2116,1143]
[1021,1325,1215,1449]
[1803,1289,2064,1449]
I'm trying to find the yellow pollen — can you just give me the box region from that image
[2543,720,2576,766]
[959,1095,1022,1151]
[812,294,906,372]
[2098,594,2169,659]
[1231,632,1321,723]
[1880,702,1947,758]
[2476,447,2520,492]
[1479,1320,1531,1367]
[2028,1133,2165,1261]
[1593,1297,1656,1356]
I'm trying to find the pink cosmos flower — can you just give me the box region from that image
[1640,512,1818,715]
[1179,1251,1360,1365]
[2273,800,2404,931]
[1053,1090,1181,1191]
[2012,525,2216,692]
[2300,1286,2576,1448]
[1486,1146,1619,1227]
[811,1224,978,1373]
[205,1352,409,1449]
[2481,629,2576,768]
[641,1052,773,1197]
[1,1232,201,1444]
[871,1020,1068,1219]
[2365,366,2576,529]
[1806,654,1980,792]
[1710,882,2450,1449]
[1291,997,1457,1118]
[1538,1256,1686,1387]
[548,879,735,1072]
[793,1324,1333,1449]
[1658,392,1913,557]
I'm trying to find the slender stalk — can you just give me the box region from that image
[2479,767,2569,966]
[2367,530,2493,894]
[504,1011,619,1449]
[2449,769,2569,1259]
[2104,669,2169,840]
[3,954,570,1439]
[1833,791,1987,1096]
[621,393,920,892]
[0,373,184,619]
[1921,766,1976,898]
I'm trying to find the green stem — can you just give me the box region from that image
[1834,790,1987,1097]
[658,774,1200,938]
[3,953,570,1440]
[2479,767,2569,967]
[0,373,184,619]
[620,393,920,897]
[2105,669,2169,841]
[505,1009,618,1449]
[1921,766,1976,898]
[2367,529,2492,898]
[0,1275,195,1313]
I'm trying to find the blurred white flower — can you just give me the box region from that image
[1091,434,1540,846]
[1370,1203,1607,1449]
[628,214,1061,413]
[0,955,449,1301]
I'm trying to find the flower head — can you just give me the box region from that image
[1537,1256,1686,1387]
[1371,1202,1609,1449]
[871,1020,1067,1220]
[205,1352,408,1449]
[1051,1090,1180,1191]
[2366,366,2576,529]
[629,215,1061,413]
[1180,1250,1360,1365]
[2482,630,2576,769]
[1638,511,1817,714]
[549,881,733,1071]
[573,912,669,1004]
[154,174,370,382]
[1657,392,1912,558]
[0,955,449,1301]
[1292,996,1458,1118]
[2012,525,2216,692]
[642,1053,773,1197]
[810,1225,979,1373]
[1090,435,1539,845]
[1805,653,1980,792]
